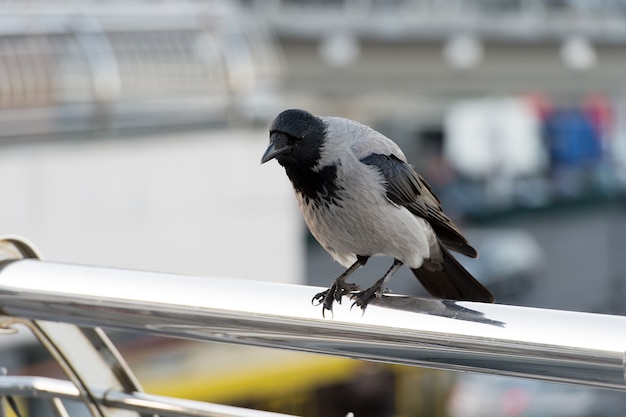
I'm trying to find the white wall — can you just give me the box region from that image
[0,129,305,284]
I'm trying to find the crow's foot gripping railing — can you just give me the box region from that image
[0,235,625,416]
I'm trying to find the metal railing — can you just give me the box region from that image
[0,4,284,137]
[0,236,625,416]
[0,376,297,417]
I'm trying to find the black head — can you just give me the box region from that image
[261,109,326,167]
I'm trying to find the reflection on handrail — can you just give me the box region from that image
[0,375,297,417]
[0,259,625,391]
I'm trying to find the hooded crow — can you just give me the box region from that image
[262,109,494,315]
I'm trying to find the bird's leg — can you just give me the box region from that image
[313,256,368,317]
[351,259,403,311]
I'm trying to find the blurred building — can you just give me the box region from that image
[0,2,302,281]
[248,0,626,115]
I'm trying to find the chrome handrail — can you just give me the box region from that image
[0,258,625,392]
[0,376,297,417]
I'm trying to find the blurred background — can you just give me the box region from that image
[1,0,626,416]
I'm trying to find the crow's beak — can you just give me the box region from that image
[261,136,292,163]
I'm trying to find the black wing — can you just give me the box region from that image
[360,153,478,258]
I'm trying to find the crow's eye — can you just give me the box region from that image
[287,134,300,146]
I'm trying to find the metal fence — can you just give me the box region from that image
[0,4,283,138]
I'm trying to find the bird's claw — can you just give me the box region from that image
[311,290,334,317]
[312,281,361,317]
[350,285,391,311]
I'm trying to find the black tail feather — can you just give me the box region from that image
[412,244,494,303]
[430,224,479,259]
